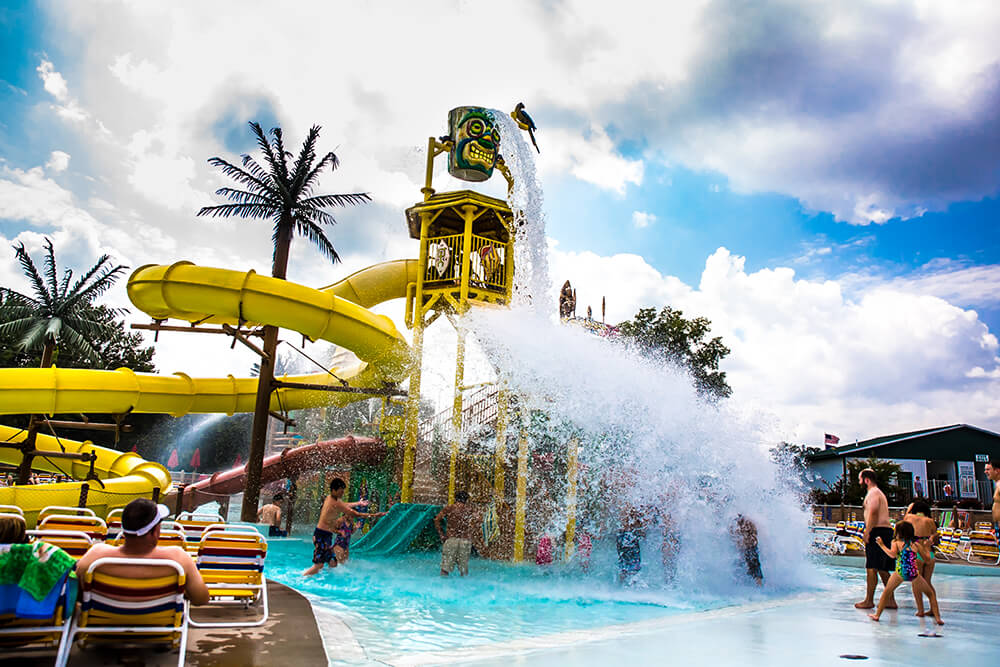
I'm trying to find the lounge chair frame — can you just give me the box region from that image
[55,557,190,667]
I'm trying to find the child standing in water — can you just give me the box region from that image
[868,521,943,625]
[303,478,387,576]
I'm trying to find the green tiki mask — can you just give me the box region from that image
[447,106,500,182]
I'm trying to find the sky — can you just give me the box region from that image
[1,0,998,446]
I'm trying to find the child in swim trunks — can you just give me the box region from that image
[303,478,387,576]
[868,520,943,625]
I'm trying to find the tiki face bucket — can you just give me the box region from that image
[447,106,500,182]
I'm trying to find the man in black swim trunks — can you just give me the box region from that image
[855,469,896,610]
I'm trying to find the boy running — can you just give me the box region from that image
[303,478,386,576]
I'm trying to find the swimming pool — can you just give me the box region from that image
[264,537,810,664]
[264,538,1000,666]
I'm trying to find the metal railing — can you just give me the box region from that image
[424,234,506,291]
[895,478,994,506]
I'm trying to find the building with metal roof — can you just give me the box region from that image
[805,424,1000,506]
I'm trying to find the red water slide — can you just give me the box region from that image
[165,435,387,512]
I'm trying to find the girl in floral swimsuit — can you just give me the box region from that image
[868,521,943,625]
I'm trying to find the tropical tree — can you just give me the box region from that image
[0,239,128,482]
[618,306,732,400]
[199,121,371,520]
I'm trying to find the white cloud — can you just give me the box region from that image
[46,151,71,172]
[36,60,68,102]
[549,245,1000,443]
[631,210,656,229]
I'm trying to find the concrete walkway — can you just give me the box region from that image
[10,581,327,666]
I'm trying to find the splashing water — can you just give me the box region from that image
[466,308,814,594]
[442,111,816,595]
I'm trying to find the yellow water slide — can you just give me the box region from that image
[0,260,418,521]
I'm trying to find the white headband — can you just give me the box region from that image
[122,503,170,536]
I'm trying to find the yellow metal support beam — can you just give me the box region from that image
[493,388,509,499]
[565,437,579,562]
[513,427,530,562]
[448,329,466,504]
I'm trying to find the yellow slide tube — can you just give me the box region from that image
[0,260,418,520]
[0,424,171,527]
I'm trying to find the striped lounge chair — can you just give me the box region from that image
[834,521,866,554]
[190,529,268,628]
[176,513,226,554]
[967,526,1000,565]
[935,528,960,560]
[55,557,189,667]
[27,530,95,560]
[38,515,107,542]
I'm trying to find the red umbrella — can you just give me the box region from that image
[190,448,201,470]
[167,449,179,468]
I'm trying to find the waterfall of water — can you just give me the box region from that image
[442,110,814,593]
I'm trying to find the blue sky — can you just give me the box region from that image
[1,1,998,442]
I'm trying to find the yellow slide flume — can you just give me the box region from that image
[0,260,418,522]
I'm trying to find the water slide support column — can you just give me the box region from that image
[446,205,475,504]
[564,437,579,562]
[401,210,432,503]
[513,426,530,562]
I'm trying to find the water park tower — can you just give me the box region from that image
[399,106,516,506]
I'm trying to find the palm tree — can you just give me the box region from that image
[199,121,371,520]
[0,238,127,482]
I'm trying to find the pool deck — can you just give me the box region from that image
[12,580,328,666]
[378,570,1000,667]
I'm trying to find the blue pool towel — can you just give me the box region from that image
[0,571,74,620]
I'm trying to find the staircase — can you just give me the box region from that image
[409,385,501,504]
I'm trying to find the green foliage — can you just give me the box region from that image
[771,442,821,474]
[198,122,371,275]
[811,456,905,505]
[0,239,129,365]
[617,306,732,399]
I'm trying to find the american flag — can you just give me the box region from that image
[824,433,840,445]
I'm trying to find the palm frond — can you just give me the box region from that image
[297,151,339,198]
[269,127,290,182]
[43,238,59,300]
[65,254,114,304]
[250,121,283,180]
[12,242,53,309]
[0,289,39,311]
[0,316,41,339]
[294,217,340,263]
[299,192,372,210]
[239,154,280,194]
[198,203,281,219]
[295,206,338,227]
[215,187,280,207]
[203,157,275,198]
[288,125,321,196]
[13,320,48,352]
[58,267,74,300]
[62,262,128,311]
[57,324,101,363]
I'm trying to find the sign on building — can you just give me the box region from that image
[975,454,989,463]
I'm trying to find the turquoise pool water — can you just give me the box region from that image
[263,537,784,663]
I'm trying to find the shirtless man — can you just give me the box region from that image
[986,457,1000,535]
[302,478,386,576]
[75,499,209,605]
[434,490,481,576]
[257,495,286,537]
[854,468,896,610]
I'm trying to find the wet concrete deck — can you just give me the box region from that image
[9,580,327,666]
